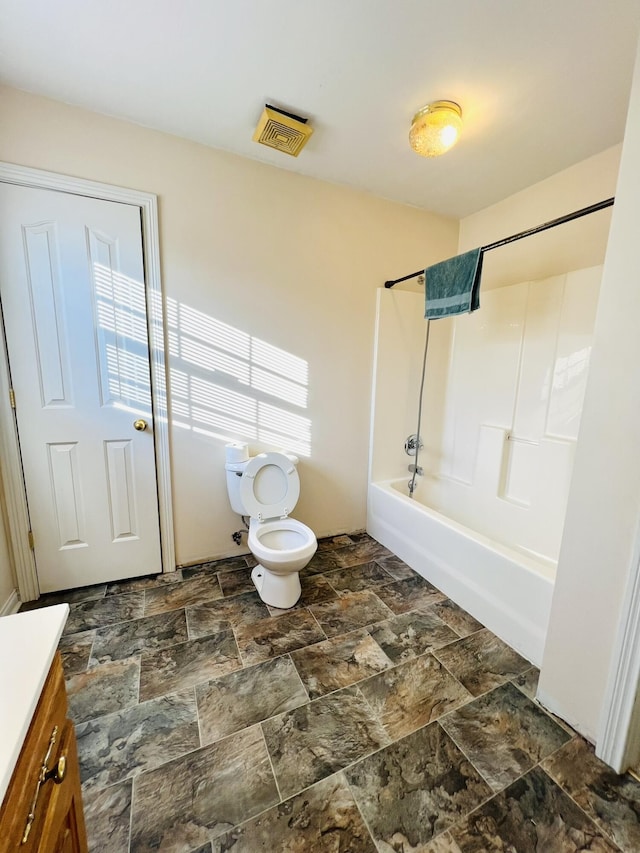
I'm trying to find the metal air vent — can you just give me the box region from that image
[253,105,313,157]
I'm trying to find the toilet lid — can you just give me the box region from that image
[240,452,300,521]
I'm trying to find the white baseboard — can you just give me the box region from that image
[0,589,20,616]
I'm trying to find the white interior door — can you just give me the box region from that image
[0,183,162,592]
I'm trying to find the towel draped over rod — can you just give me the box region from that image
[384,197,615,289]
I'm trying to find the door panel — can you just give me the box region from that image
[0,183,162,591]
[47,442,86,549]
[104,438,138,540]
[23,221,73,408]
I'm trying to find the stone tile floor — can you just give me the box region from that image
[22,532,640,852]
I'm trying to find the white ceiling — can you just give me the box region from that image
[1,0,639,218]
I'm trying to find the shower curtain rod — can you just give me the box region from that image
[384,196,615,288]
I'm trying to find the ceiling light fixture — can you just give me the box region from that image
[409,100,463,158]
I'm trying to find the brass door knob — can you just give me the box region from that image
[133,419,148,431]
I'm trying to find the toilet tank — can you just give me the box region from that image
[225,442,250,515]
[225,461,249,514]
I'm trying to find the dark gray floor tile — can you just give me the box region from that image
[234,608,326,666]
[106,570,183,596]
[130,725,279,851]
[309,590,393,638]
[57,583,107,602]
[262,685,389,799]
[332,540,392,568]
[64,592,145,636]
[374,554,416,581]
[431,599,484,637]
[358,653,473,740]
[266,574,338,616]
[325,561,395,593]
[66,657,140,724]
[77,689,199,791]
[196,655,308,744]
[243,553,258,567]
[444,766,619,853]
[375,575,446,614]
[290,629,392,699]
[139,631,242,701]
[83,778,132,853]
[422,833,468,851]
[21,583,107,612]
[182,556,248,579]
[217,566,256,597]
[90,609,188,664]
[543,736,640,851]
[348,532,378,544]
[144,573,223,616]
[368,609,459,663]
[317,534,356,551]
[302,550,342,575]
[214,556,254,572]
[186,590,270,639]
[58,629,95,677]
[210,773,377,852]
[434,628,531,696]
[441,682,571,792]
[346,722,492,849]
[512,665,540,700]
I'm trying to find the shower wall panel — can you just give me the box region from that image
[425,265,601,564]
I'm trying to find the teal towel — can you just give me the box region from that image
[424,248,483,319]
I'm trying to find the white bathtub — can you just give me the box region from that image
[367,479,555,666]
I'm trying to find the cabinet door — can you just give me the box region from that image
[37,721,88,853]
[0,656,69,853]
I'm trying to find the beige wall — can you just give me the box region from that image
[458,144,620,283]
[0,86,458,566]
[539,40,640,742]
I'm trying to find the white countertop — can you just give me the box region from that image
[0,604,69,806]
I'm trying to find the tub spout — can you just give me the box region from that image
[408,464,423,476]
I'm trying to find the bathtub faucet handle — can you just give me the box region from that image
[404,434,423,456]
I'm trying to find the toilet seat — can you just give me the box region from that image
[240,452,300,521]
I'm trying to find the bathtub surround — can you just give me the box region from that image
[431,267,600,564]
[372,262,602,570]
[21,533,637,852]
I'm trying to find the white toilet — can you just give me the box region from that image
[225,444,317,609]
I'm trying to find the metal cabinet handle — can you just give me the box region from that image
[21,725,67,845]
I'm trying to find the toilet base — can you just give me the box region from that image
[251,565,301,609]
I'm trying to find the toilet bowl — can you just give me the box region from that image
[248,517,316,608]
[225,448,317,609]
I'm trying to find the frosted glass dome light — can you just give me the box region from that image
[409,100,463,158]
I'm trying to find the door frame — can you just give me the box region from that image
[0,161,175,600]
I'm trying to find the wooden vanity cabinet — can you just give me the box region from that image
[0,653,88,853]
